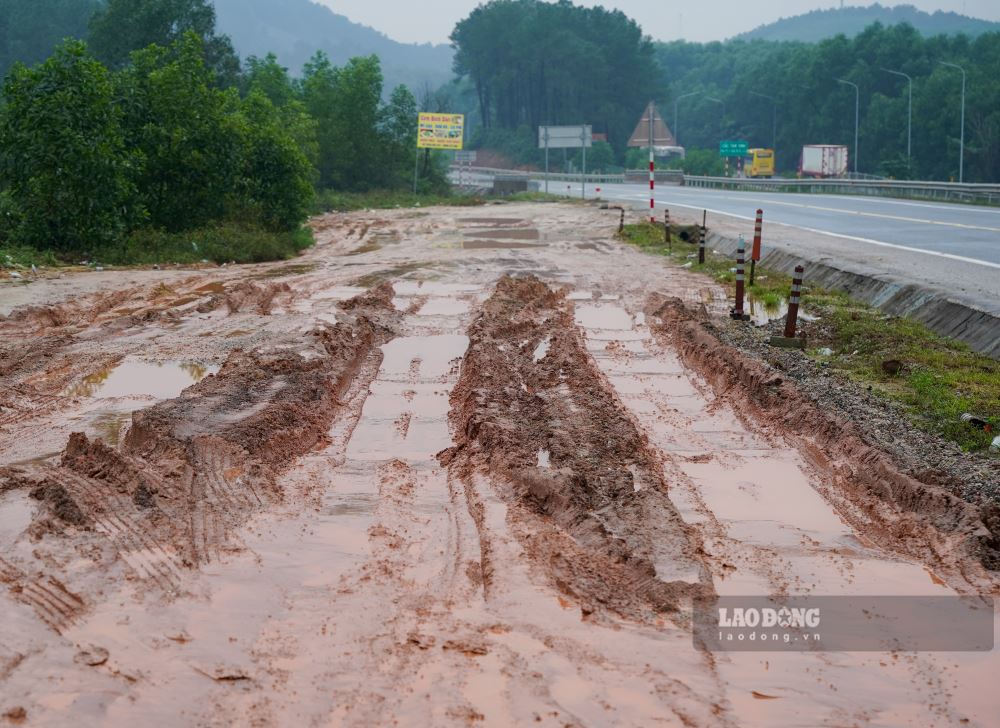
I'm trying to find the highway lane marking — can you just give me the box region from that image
[619,187,1000,233]
[617,193,1000,270]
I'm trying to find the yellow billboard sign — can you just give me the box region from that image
[417,113,464,150]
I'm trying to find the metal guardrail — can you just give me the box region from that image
[453,165,626,184]
[683,175,1000,205]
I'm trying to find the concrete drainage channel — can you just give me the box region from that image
[705,231,1000,358]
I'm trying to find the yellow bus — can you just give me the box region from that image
[744,148,775,178]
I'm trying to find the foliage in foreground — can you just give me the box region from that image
[622,222,1000,452]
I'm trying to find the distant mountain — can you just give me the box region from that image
[735,3,1000,42]
[212,0,453,92]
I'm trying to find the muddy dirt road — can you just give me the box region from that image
[1,203,997,726]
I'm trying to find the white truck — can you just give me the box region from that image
[800,145,848,178]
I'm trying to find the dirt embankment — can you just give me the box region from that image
[648,296,1000,583]
[442,276,712,621]
[0,284,399,612]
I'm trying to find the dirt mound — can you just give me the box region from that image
[648,296,1000,578]
[222,280,292,315]
[0,285,400,595]
[442,276,712,621]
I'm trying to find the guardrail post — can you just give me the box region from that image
[664,209,671,250]
[730,234,750,321]
[619,207,625,234]
[750,208,763,286]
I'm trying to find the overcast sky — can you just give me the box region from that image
[318,0,1000,44]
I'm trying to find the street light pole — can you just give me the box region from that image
[749,91,777,151]
[939,61,966,183]
[705,96,726,134]
[836,78,860,175]
[880,68,912,160]
[673,91,701,147]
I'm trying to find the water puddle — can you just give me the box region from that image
[65,359,219,399]
[462,240,545,250]
[465,229,540,241]
[574,303,634,331]
[0,490,34,551]
[747,295,789,326]
[250,263,318,279]
[416,298,471,317]
[459,217,527,227]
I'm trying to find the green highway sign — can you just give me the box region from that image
[719,140,748,157]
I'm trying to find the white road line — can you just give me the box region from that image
[617,194,1000,270]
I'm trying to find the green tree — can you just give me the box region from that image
[234,89,314,231]
[0,41,139,251]
[116,33,242,231]
[90,0,240,85]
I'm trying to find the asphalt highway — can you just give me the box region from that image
[582,182,1000,268]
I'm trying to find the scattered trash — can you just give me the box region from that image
[961,413,993,432]
[991,435,1000,453]
[818,347,833,356]
[681,261,693,268]
[9,271,21,279]
[95,266,104,272]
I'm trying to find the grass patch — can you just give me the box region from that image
[1,242,61,269]
[99,224,314,266]
[312,189,489,214]
[621,221,1000,453]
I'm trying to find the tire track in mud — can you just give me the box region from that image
[227,284,487,726]
[442,275,713,622]
[0,284,400,610]
[574,294,993,726]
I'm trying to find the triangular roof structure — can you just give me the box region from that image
[627,102,678,148]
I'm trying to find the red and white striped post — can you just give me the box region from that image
[784,265,805,338]
[648,103,656,223]
[750,208,763,286]
[731,234,749,320]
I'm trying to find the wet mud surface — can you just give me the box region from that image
[0,203,997,726]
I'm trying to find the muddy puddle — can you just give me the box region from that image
[65,359,218,399]
[746,294,789,326]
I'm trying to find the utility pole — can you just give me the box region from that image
[836,78,860,175]
[881,68,913,160]
[939,61,966,183]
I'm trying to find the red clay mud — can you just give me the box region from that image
[443,276,712,621]
[647,296,1000,584]
[0,284,398,593]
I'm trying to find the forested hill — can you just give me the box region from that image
[212,0,453,92]
[737,4,1000,42]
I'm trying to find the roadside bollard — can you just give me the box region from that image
[619,207,625,234]
[730,235,750,321]
[784,265,805,338]
[699,210,707,264]
[664,209,671,249]
[750,208,763,286]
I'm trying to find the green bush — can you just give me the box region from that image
[0,41,141,252]
[103,223,314,265]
